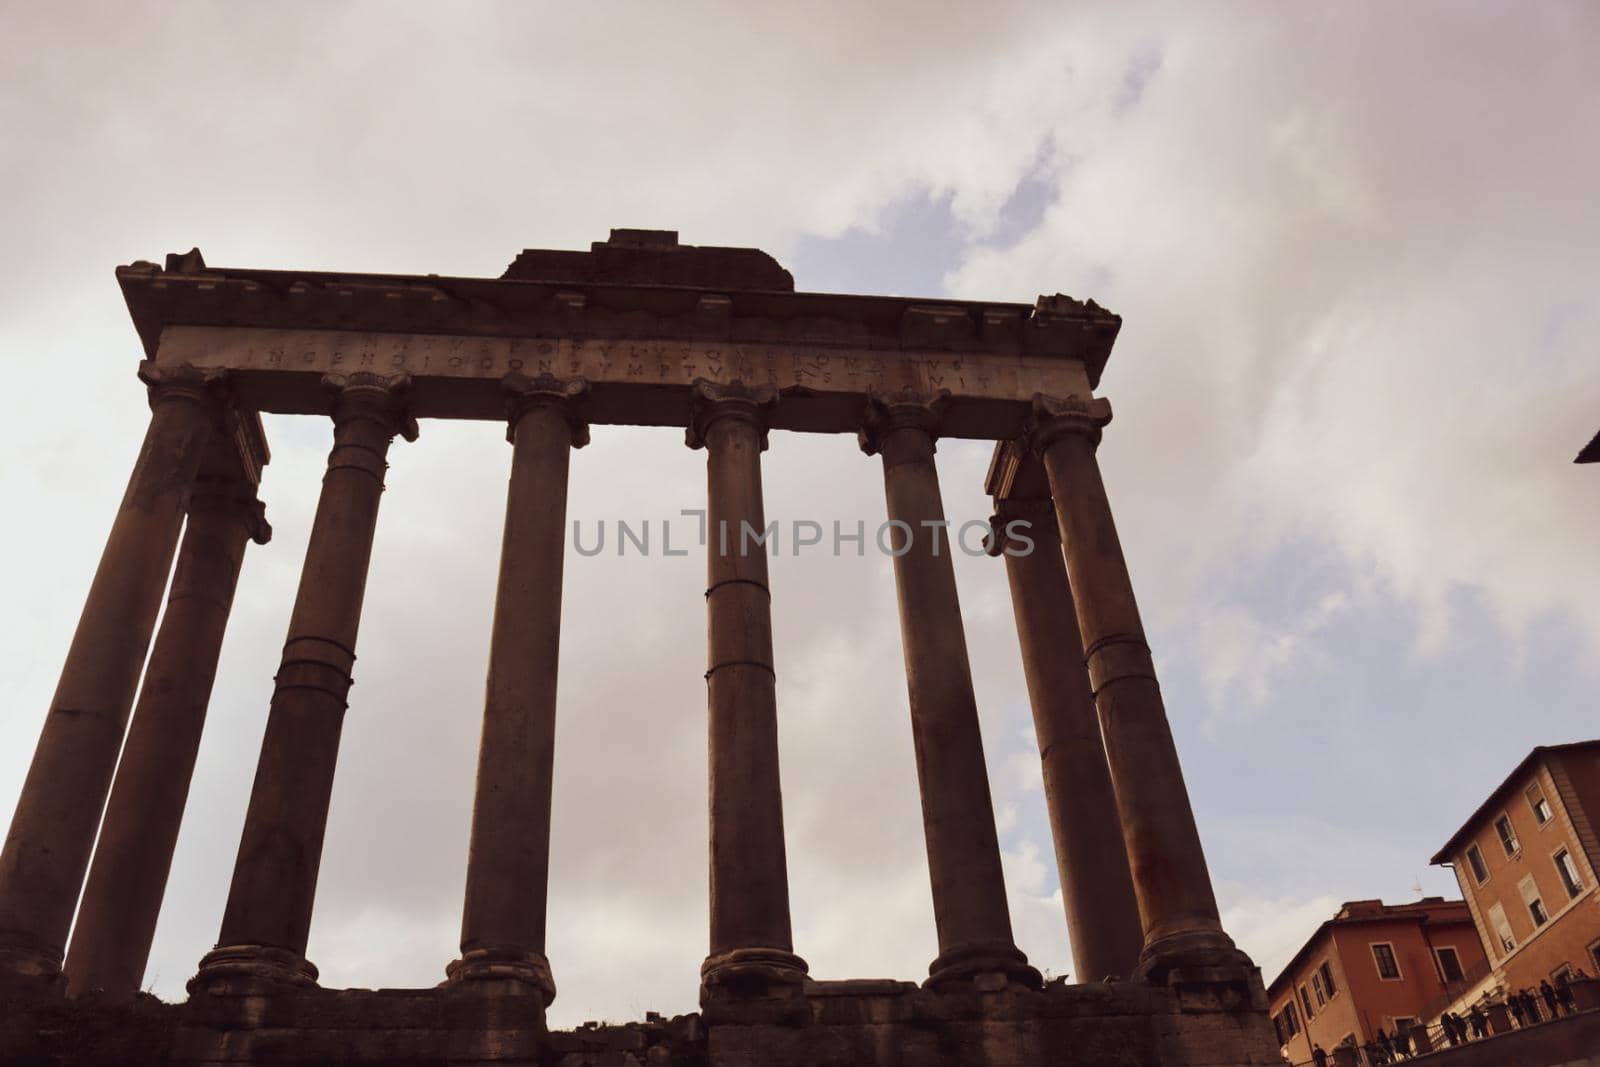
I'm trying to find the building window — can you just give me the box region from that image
[1527,783,1553,825]
[1520,875,1549,927]
[1311,971,1327,1006]
[1280,1001,1301,1037]
[1300,984,1314,1018]
[1489,903,1516,954]
[1372,942,1402,980]
[1436,945,1465,983]
[1392,1016,1419,1036]
[1496,814,1521,857]
[1590,939,1600,973]
[1465,843,1489,884]
[1556,848,1584,899]
[1319,959,1338,999]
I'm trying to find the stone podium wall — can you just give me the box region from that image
[2,977,1283,1067]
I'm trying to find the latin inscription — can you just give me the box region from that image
[158,326,1089,403]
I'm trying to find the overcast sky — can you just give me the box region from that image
[1,1,1598,1026]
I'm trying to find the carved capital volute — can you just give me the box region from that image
[685,378,777,451]
[322,372,419,442]
[502,372,589,447]
[138,360,230,411]
[1025,392,1113,454]
[857,387,951,457]
[190,478,273,545]
[985,497,1055,557]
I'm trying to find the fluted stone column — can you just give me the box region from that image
[65,478,270,1000]
[989,499,1143,982]
[0,362,223,990]
[449,374,587,1006]
[861,390,1038,990]
[193,373,415,992]
[1029,393,1248,981]
[689,380,807,998]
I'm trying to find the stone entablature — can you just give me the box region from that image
[118,232,1118,438]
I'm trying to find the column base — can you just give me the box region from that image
[700,947,808,1001]
[1134,926,1257,986]
[924,940,1042,992]
[0,943,66,999]
[444,946,556,1006]
[188,944,319,996]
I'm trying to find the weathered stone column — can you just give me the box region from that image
[1029,393,1248,980]
[689,380,808,998]
[65,476,271,1000]
[192,373,415,992]
[861,389,1038,990]
[989,498,1143,982]
[448,374,587,1006]
[0,362,223,991]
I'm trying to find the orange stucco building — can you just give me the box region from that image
[1430,741,1600,1010]
[1266,898,1487,1063]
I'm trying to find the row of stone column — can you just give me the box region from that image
[0,367,1241,1008]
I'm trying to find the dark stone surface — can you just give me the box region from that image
[1,975,1283,1066]
[502,230,795,292]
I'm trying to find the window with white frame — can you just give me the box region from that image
[1526,783,1553,825]
[1556,847,1584,899]
[1465,843,1489,884]
[1311,971,1327,1006]
[1436,945,1465,983]
[1371,942,1401,980]
[1520,874,1549,927]
[1496,814,1521,857]
[1489,903,1516,954]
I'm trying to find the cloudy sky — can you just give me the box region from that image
[2,1,1598,1026]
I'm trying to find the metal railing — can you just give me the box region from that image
[1278,995,1589,1066]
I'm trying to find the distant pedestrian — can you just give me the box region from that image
[1520,988,1542,1023]
[1451,1012,1471,1041]
[1442,1012,1461,1046]
[1312,1044,1328,1067]
[1468,1005,1488,1039]
[1557,971,1577,1014]
[1508,994,1525,1027]
[1376,1027,1394,1063]
[1541,979,1561,1018]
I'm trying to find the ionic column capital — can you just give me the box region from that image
[188,478,273,546]
[985,497,1055,558]
[1025,392,1113,453]
[502,372,589,447]
[686,379,777,451]
[137,361,230,410]
[858,387,951,457]
[322,372,419,442]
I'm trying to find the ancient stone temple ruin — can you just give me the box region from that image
[0,231,1279,1065]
